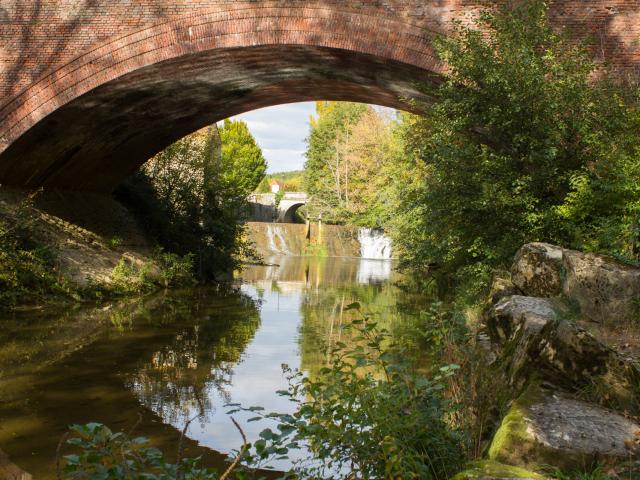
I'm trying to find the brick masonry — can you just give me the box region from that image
[0,1,638,190]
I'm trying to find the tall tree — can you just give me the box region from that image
[116,120,267,279]
[304,101,370,223]
[389,0,640,292]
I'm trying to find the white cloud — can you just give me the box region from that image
[231,102,316,173]
[230,102,398,174]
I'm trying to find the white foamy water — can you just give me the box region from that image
[358,228,392,259]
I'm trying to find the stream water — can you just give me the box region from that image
[0,255,426,478]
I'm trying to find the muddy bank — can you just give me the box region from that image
[0,187,156,289]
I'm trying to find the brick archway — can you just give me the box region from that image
[0,1,638,191]
[0,5,444,191]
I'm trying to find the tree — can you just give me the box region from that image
[304,102,401,227]
[116,120,267,280]
[389,0,640,293]
[304,101,370,223]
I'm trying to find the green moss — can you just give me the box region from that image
[450,460,548,479]
[488,381,544,465]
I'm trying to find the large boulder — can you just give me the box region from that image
[511,243,640,324]
[485,295,640,409]
[511,243,564,297]
[562,249,640,324]
[485,296,558,390]
[450,460,547,480]
[489,384,640,471]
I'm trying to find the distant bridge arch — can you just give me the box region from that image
[248,192,308,224]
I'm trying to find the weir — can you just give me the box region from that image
[246,222,393,260]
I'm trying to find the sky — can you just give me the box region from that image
[231,102,316,174]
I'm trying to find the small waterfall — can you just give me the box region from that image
[358,228,392,260]
[265,224,292,255]
[273,225,292,255]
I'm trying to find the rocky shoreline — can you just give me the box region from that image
[453,243,640,479]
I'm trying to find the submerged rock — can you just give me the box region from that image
[450,460,547,480]
[489,384,640,471]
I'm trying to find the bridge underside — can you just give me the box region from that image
[0,45,433,192]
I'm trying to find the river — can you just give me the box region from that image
[0,255,428,478]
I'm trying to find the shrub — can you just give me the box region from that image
[60,423,228,480]
[0,194,73,308]
[232,308,465,479]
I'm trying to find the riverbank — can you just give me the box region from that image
[0,187,193,309]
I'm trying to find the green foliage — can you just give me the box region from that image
[109,257,157,295]
[304,101,369,224]
[108,236,123,249]
[256,171,305,194]
[61,423,225,479]
[389,0,640,291]
[152,249,196,288]
[554,91,640,260]
[0,194,74,308]
[552,466,617,480]
[218,119,269,198]
[116,121,267,280]
[86,250,194,298]
[232,312,465,479]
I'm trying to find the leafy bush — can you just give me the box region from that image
[152,249,196,288]
[0,194,73,308]
[108,258,157,295]
[116,121,266,281]
[60,423,227,480]
[389,0,640,292]
[232,307,465,479]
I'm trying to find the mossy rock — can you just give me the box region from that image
[450,460,547,479]
[488,383,640,471]
[485,294,640,412]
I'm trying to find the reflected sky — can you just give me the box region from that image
[0,256,405,477]
[132,256,398,469]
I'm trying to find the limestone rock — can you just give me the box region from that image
[562,249,640,324]
[485,296,557,387]
[488,275,522,305]
[510,242,640,324]
[485,296,640,408]
[511,243,564,297]
[450,460,547,480]
[489,384,640,471]
[486,296,558,344]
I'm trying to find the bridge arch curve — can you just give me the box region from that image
[0,4,444,192]
[279,201,307,224]
[1,1,636,192]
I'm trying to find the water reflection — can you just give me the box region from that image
[0,290,263,479]
[0,256,414,478]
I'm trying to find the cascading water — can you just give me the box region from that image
[358,228,392,260]
[265,224,292,255]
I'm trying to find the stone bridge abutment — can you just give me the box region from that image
[0,1,638,191]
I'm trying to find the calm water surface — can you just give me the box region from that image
[0,256,424,478]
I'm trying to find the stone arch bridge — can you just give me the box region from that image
[0,1,638,192]
[248,192,308,223]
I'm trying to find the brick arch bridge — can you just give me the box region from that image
[0,1,638,192]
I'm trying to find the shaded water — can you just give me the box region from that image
[0,256,425,478]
